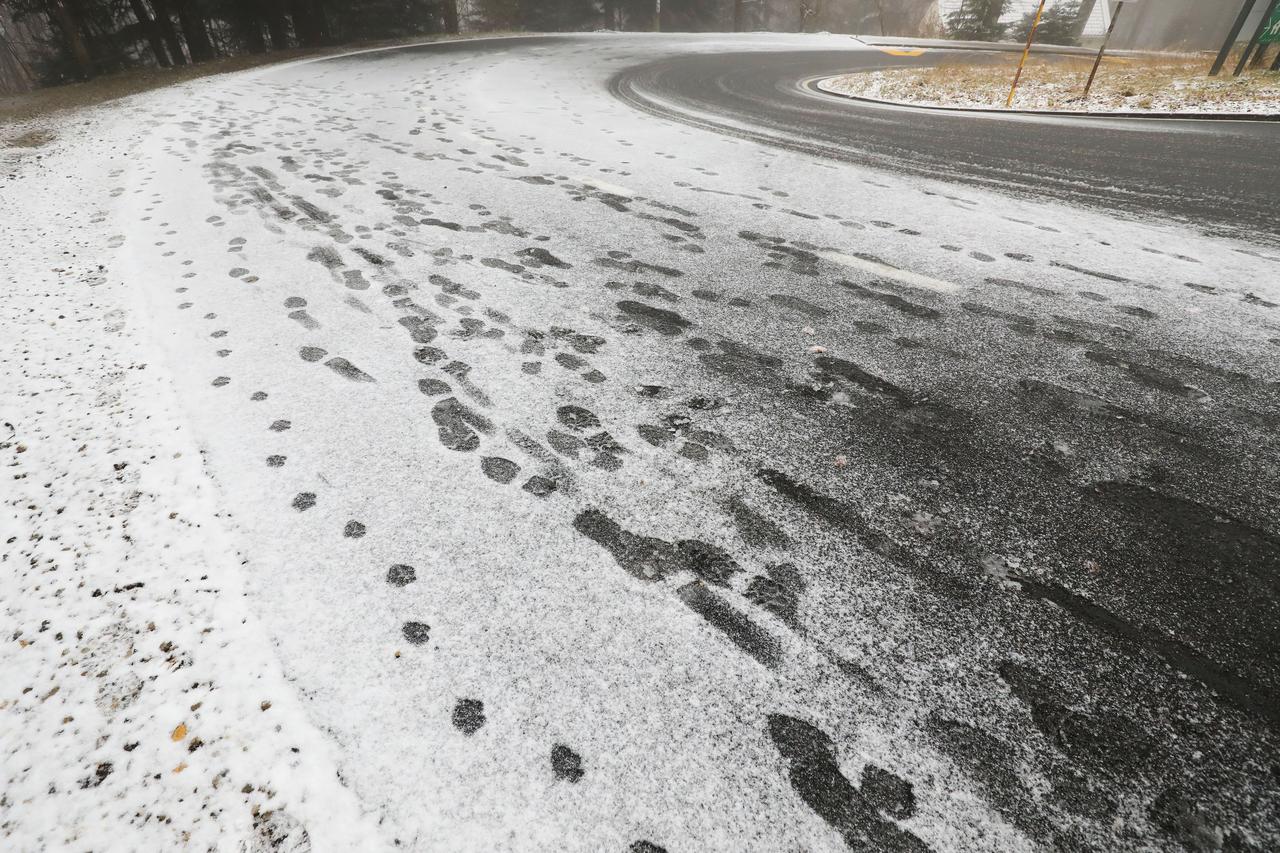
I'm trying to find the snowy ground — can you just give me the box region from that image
[3,32,1280,852]
[1,78,383,852]
[821,55,1280,114]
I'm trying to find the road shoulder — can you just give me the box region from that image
[0,81,385,853]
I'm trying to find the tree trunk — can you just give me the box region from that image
[311,0,331,43]
[232,0,267,52]
[263,0,290,49]
[0,30,40,92]
[244,23,267,54]
[295,0,331,44]
[442,0,460,34]
[127,0,172,66]
[732,0,742,31]
[149,0,188,64]
[47,0,95,79]
[981,0,1004,35]
[175,0,215,61]
[289,0,322,47]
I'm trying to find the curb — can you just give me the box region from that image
[850,35,1167,59]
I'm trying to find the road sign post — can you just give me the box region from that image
[1007,0,1048,108]
[1083,1,1127,100]
[1234,0,1280,75]
[1265,2,1280,68]
[1211,0,1261,76]
[1257,0,1280,70]
[1228,0,1280,73]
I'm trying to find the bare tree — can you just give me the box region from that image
[126,0,172,65]
[46,0,95,77]
[173,0,213,60]
[148,0,189,63]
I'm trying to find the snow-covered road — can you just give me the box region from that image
[4,32,1279,852]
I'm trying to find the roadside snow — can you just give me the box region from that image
[0,92,386,852]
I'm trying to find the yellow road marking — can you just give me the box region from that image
[875,47,926,57]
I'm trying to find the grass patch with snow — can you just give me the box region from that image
[821,54,1280,115]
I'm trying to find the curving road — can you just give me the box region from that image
[613,45,1280,240]
[26,32,1280,851]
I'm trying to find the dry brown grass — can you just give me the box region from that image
[826,51,1280,113]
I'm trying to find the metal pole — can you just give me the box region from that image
[1083,1,1124,100]
[1234,0,1280,76]
[1007,0,1048,108]
[1211,0,1260,76]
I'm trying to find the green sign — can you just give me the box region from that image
[1262,5,1280,45]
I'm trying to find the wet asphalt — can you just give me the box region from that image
[122,33,1280,851]
[612,44,1280,242]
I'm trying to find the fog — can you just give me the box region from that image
[1111,0,1273,51]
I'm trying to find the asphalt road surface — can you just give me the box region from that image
[613,44,1280,241]
[77,32,1280,851]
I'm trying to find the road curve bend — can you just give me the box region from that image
[49,32,1280,852]
[612,44,1280,240]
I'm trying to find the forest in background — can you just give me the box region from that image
[0,0,952,92]
[0,0,1224,95]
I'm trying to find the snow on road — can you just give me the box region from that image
[4,32,1280,852]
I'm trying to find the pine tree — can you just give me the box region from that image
[1011,0,1083,46]
[945,0,1010,41]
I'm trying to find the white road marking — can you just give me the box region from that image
[577,176,637,196]
[822,251,962,293]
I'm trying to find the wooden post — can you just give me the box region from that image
[1007,0,1048,108]
[1083,1,1124,100]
